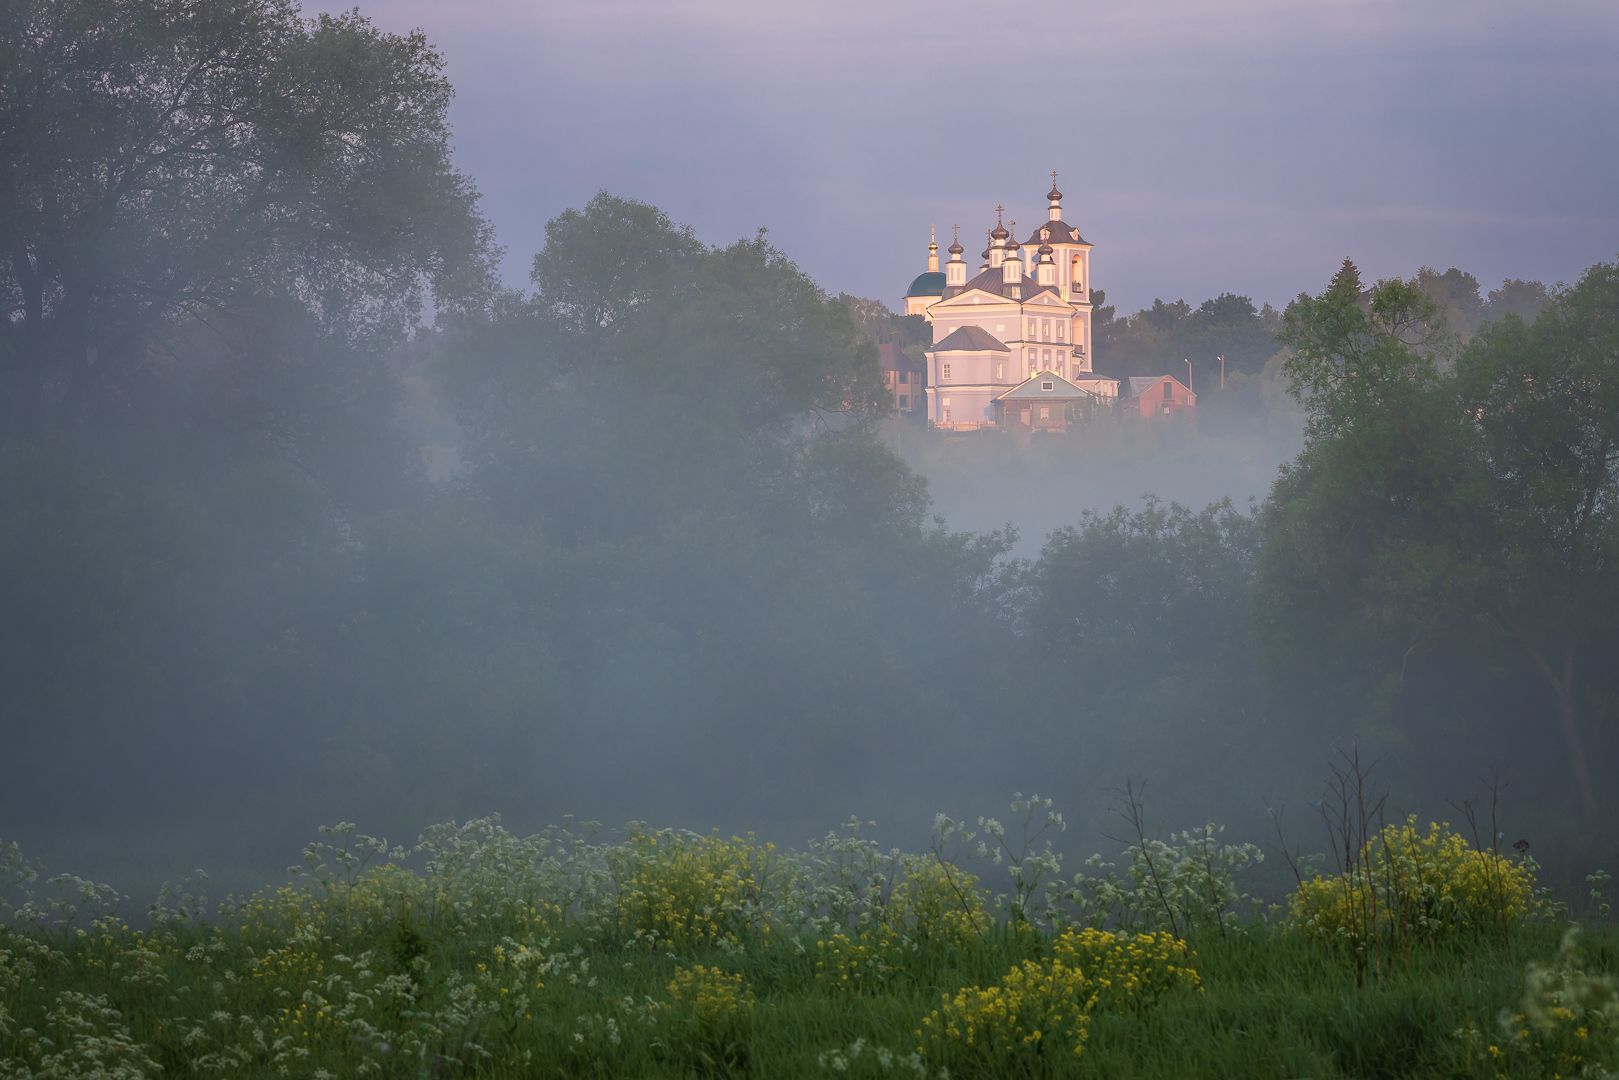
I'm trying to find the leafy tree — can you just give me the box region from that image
[1413,266,1484,338]
[1258,259,1619,816]
[1483,278,1552,326]
[0,0,492,431]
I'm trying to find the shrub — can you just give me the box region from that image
[1289,816,1535,952]
[615,830,785,949]
[917,928,1200,1070]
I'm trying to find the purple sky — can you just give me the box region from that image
[311,0,1619,313]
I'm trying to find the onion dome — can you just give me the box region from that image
[948,238,964,255]
[1038,242,1054,256]
[906,271,947,298]
[990,222,1009,240]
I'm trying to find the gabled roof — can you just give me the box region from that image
[996,371,1090,401]
[1025,219,1090,246]
[931,325,1008,353]
[1127,374,1193,397]
[877,343,925,372]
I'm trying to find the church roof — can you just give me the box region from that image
[1025,219,1089,246]
[906,270,946,297]
[996,371,1091,401]
[931,325,1009,353]
[956,267,1061,302]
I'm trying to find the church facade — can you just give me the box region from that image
[902,179,1118,429]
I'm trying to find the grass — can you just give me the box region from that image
[1,814,1615,1078]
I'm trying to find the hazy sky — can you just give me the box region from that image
[310,0,1619,313]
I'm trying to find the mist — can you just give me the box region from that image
[2,0,1615,928]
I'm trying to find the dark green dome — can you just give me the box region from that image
[905,271,946,297]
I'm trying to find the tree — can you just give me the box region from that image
[0,0,493,431]
[1413,266,1484,338]
[1483,278,1552,326]
[1259,259,1619,816]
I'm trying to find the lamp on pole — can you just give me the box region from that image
[1183,357,1193,393]
[1217,354,1225,390]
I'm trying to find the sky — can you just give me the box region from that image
[309,0,1619,314]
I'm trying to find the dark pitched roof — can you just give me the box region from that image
[996,371,1090,401]
[877,343,925,372]
[955,267,1061,303]
[1126,374,1192,398]
[1025,219,1089,246]
[931,325,1009,353]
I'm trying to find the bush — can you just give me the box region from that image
[917,928,1200,1071]
[1289,816,1536,952]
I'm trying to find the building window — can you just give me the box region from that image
[942,362,951,381]
[1056,324,1065,342]
[899,394,909,409]
[996,362,1005,380]
[1163,381,1173,400]
[1041,381,1055,391]
[1040,405,1051,420]
[898,371,908,385]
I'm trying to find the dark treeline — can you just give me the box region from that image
[2,1,1616,895]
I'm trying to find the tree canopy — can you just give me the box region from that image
[0,0,493,431]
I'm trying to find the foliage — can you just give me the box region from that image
[615,831,784,950]
[0,0,493,429]
[1457,928,1619,1079]
[1289,816,1537,952]
[1260,259,1619,816]
[915,928,1201,1072]
[666,964,755,1023]
[0,804,1615,1078]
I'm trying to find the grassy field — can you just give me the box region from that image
[1,803,1615,1078]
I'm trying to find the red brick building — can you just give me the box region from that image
[1126,374,1197,418]
[878,343,926,417]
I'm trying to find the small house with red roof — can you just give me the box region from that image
[1127,374,1197,418]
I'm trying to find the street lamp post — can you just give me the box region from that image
[1183,357,1193,393]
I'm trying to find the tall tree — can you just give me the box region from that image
[1258,260,1619,816]
[0,0,493,431]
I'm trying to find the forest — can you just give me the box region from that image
[2,2,1618,1076]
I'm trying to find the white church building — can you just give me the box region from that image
[903,178,1118,429]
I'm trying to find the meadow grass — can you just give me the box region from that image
[1,810,1614,1078]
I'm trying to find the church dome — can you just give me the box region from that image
[906,270,946,297]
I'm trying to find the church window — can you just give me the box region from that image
[996,323,1005,334]
[1043,319,1051,339]
[1057,323,1065,342]
[942,362,951,381]
[996,362,1005,380]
